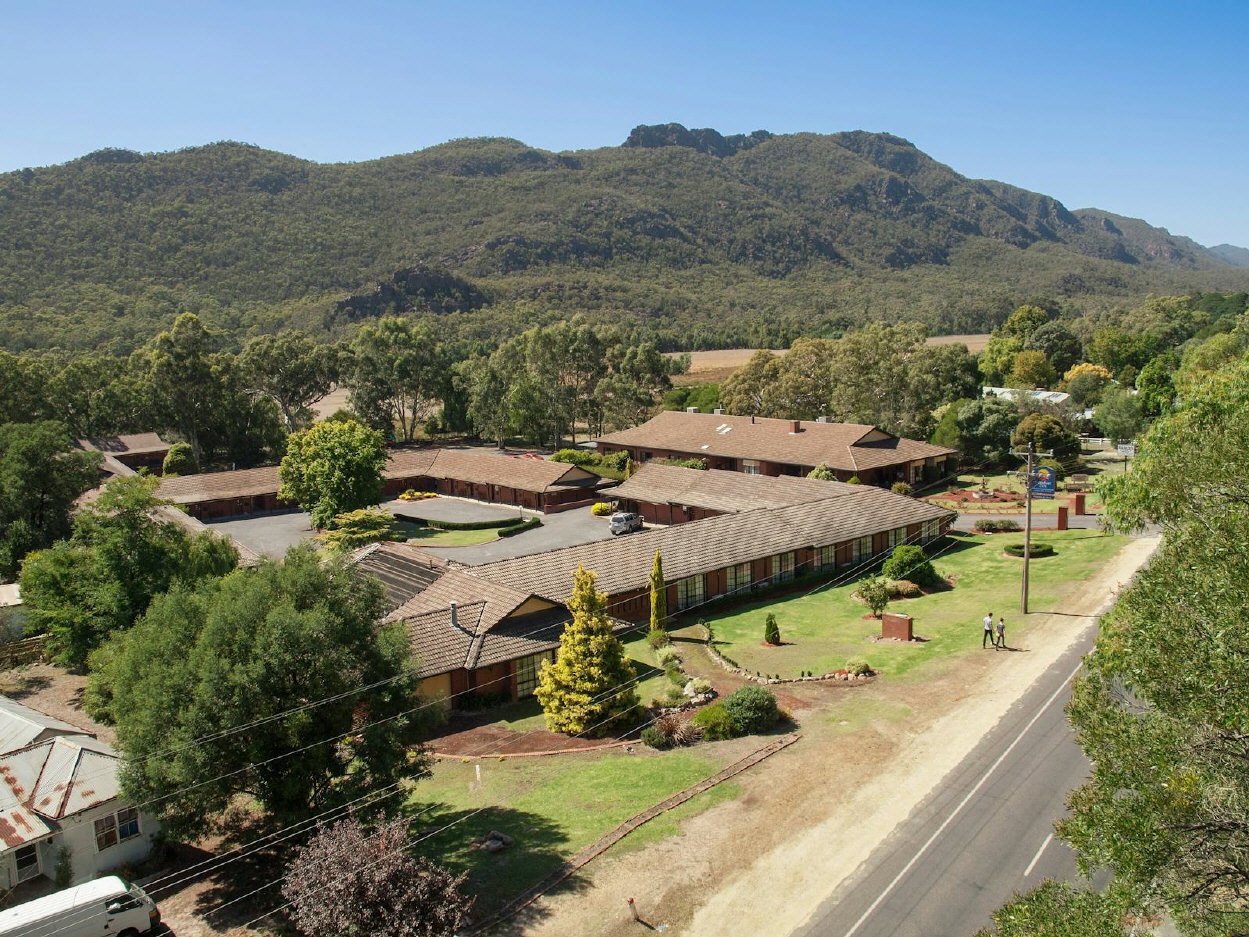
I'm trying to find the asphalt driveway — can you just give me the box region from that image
[206,510,316,558]
[385,497,521,524]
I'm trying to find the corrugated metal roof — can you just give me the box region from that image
[0,804,52,848]
[352,542,448,614]
[0,696,86,755]
[0,734,120,820]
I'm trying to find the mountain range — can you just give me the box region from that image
[1,123,1246,351]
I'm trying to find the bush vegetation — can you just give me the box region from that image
[721,686,780,734]
[880,545,939,587]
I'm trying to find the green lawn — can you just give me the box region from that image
[699,530,1129,682]
[407,748,738,913]
[394,521,500,546]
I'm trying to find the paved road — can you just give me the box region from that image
[795,625,1096,937]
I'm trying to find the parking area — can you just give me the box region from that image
[204,498,624,564]
[206,510,316,558]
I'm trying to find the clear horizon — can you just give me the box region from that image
[3,0,1247,247]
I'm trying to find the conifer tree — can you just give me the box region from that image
[536,565,640,736]
[649,550,667,634]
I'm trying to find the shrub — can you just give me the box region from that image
[497,518,542,537]
[590,501,614,517]
[162,442,198,477]
[646,628,670,649]
[641,725,671,749]
[661,687,686,707]
[655,456,709,470]
[685,677,712,695]
[655,646,679,667]
[692,702,738,740]
[551,448,600,466]
[886,579,923,598]
[846,657,874,676]
[654,714,682,738]
[1003,542,1056,557]
[763,613,781,645]
[722,686,780,734]
[666,666,685,687]
[856,576,891,617]
[847,475,861,484]
[974,518,1022,534]
[891,481,914,497]
[671,720,704,746]
[599,450,631,472]
[881,545,938,587]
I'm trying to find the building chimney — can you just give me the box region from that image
[790,420,801,433]
[685,406,699,413]
[713,408,724,415]
[449,601,459,631]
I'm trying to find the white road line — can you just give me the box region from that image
[840,660,1083,937]
[1024,833,1054,877]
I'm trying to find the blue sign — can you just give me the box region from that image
[1029,466,1056,500]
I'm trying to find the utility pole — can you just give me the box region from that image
[1010,442,1053,614]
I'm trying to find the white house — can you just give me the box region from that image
[0,696,159,889]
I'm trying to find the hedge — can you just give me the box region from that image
[497,517,543,537]
[1003,542,1055,557]
[418,516,531,532]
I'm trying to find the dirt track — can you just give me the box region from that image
[514,534,1158,937]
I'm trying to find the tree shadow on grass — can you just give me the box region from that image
[407,804,587,931]
[0,672,52,700]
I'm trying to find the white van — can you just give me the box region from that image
[0,876,160,937]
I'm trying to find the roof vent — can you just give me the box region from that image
[816,416,829,423]
[685,406,699,413]
[790,420,802,433]
[449,601,471,635]
[713,408,724,415]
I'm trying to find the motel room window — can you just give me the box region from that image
[676,575,705,610]
[725,562,752,594]
[850,536,873,563]
[922,519,942,542]
[514,651,554,699]
[772,552,796,583]
[887,527,905,548]
[95,814,119,852]
[816,545,835,570]
[741,460,762,475]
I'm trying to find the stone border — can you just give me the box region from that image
[464,732,801,935]
[700,627,875,685]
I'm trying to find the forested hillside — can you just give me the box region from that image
[3,125,1248,352]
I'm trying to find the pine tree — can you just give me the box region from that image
[536,565,640,736]
[649,550,667,634]
[764,613,781,645]
[624,455,636,478]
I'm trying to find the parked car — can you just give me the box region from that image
[609,512,644,536]
[0,876,160,937]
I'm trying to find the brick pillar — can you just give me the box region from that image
[1072,493,1086,515]
[881,612,913,641]
[1057,506,1069,530]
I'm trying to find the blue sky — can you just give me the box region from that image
[3,0,1247,246]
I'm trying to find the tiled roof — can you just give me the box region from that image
[0,696,85,755]
[352,542,448,614]
[596,411,955,472]
[386,448,602,492]
[156,448,603,506]
[156,465,281,505]
[472,491,955,601]
[609,463,861,513]
[0,733,120,820]
[76,433,169,456]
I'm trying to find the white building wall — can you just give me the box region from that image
[15,803,163,886]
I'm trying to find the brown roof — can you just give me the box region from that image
[156,448,602,506]
[473,491,955,601]
[352,542,448,614]
[597,411,955,472]
[386,448,601,492]
[609,463,862,513]
[157,465,281,505]
[76,432,169,456]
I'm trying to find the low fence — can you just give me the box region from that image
[0,636,46,668]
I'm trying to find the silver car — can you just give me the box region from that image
[609,512,644,536]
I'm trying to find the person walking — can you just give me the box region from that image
[995,616,1006,650]
[983,612,994,648]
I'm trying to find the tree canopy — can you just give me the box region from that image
[101,546,425,838]
[278,419,387,530]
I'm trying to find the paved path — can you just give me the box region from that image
[950,511,1103,532]
[794,627,1095,937]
